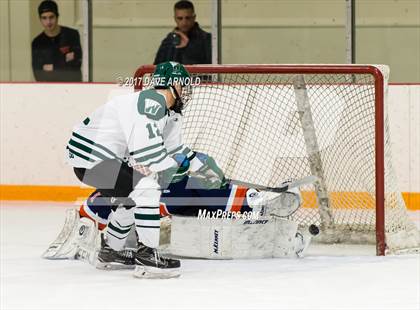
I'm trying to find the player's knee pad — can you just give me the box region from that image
[129,175,161,206]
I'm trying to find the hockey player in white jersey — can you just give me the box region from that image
[65,61,201,279]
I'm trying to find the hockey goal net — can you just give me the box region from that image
[133,64,419,255]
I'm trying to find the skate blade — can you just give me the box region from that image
[96,261,135,270]
[133,265,180,279]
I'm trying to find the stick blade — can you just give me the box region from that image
[229,175,319,193]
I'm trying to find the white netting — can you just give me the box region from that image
[135,65,419,254]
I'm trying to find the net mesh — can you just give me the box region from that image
[135,65,419,253]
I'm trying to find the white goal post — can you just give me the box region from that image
[133,64,419,255]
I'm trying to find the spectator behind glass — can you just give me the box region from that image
[32,0,82,82]
[154,0,211,65]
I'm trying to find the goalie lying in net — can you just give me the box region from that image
[42,175,312,263]
[42,166,317,265]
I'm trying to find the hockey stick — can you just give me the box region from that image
[228,175,318,193]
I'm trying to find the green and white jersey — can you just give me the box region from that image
[66,89,191,171]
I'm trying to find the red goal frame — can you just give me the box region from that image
[133,64,386,255]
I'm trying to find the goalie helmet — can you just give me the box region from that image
[152,61,192,113]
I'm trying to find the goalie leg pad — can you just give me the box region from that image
[170,215,275,259]
[273,220,312,257]
[42,208,99,262]
[169,215,311,259]
[42,208,80,259]
[73,218,101,264]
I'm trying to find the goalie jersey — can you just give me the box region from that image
[66,89,192,172]
[81,176,254,225]
[160,176,253,216]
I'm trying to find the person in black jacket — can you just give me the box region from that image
[154,1,211,65]
[32,0,82,82]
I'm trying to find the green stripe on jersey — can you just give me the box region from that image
[167,145,183,155]
[147,152,169,166]
[130,142,163,156]
[67,147,96,162]
[72,132,117,158]
[133,148,167,164]
[137,150,169,167]
[68,139,109,160]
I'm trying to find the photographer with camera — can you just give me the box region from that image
[153,1,211,65]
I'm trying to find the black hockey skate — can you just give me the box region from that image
[96,235,135,270]
[133,243,180,279]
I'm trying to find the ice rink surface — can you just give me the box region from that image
[1,201,419,310]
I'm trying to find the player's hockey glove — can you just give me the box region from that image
[190,152,228,189]
[158,153,190,189]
